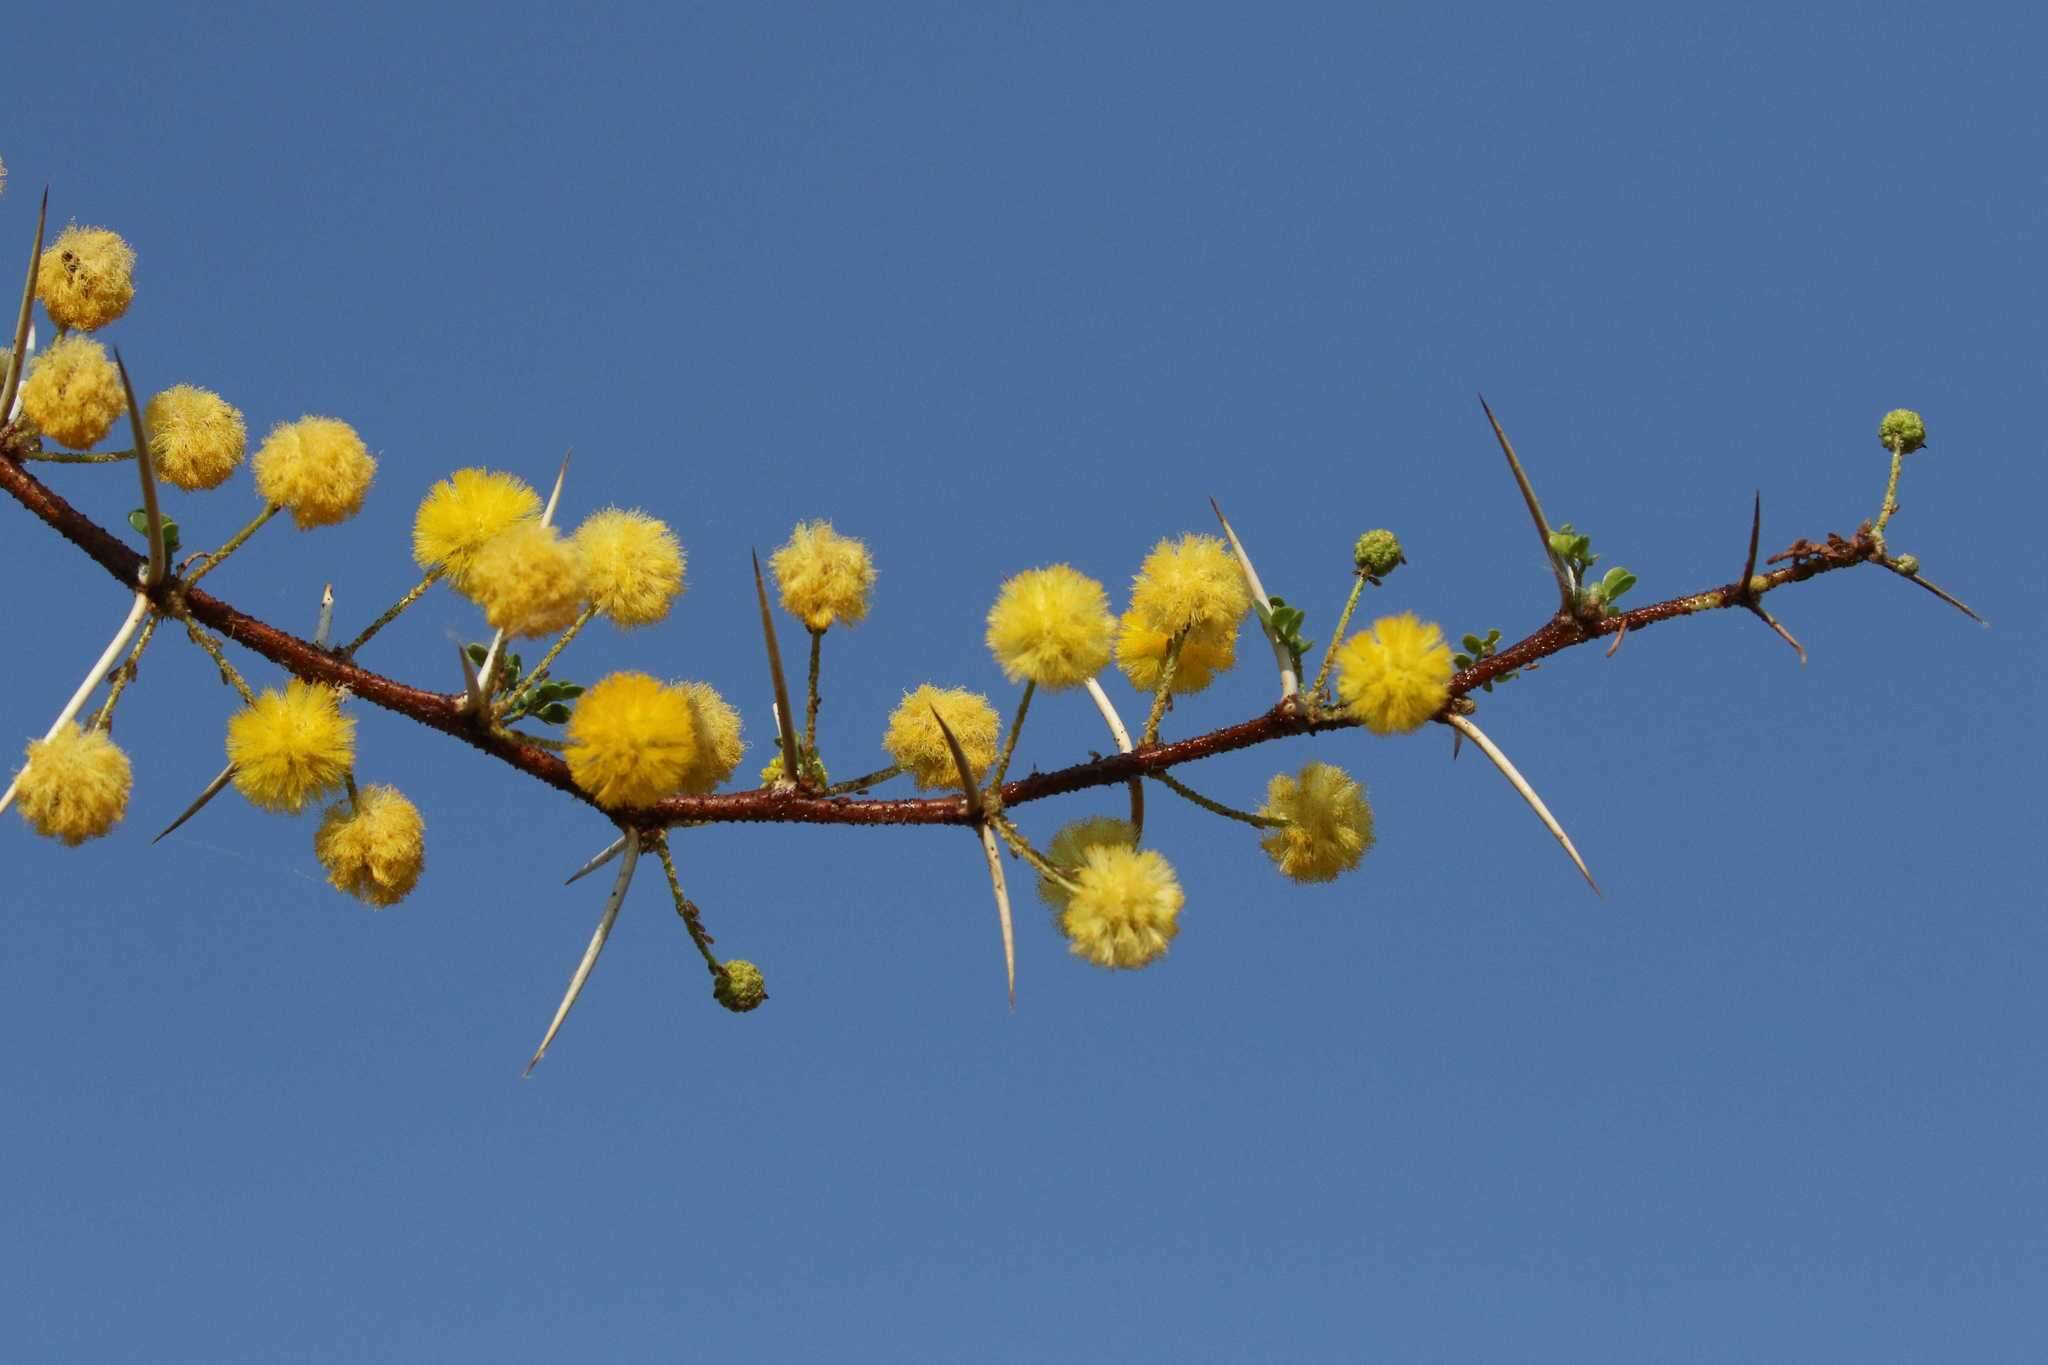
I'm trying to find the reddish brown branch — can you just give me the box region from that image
[1,435,1881,830]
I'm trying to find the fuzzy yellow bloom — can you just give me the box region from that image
[411,468,540,586]
[1335,613,1453,735]
[14,723,131,845]
[674,681,745,794]
[461,521,586,638]
[226,680,356,813]
[573,508,685,627]
[882,684,999,791]
[252,416,376,528]
[1036,815,1139,913]
[1258,762,1375,882]
[985,564,1115,689]
[20,335,124,449]
[146,385,247,491]
[37,225,135,331]
[771,521,875,631]
[313,785,426,907]
[1114,611,1239,694]
[564,672,700,807]
[1060,845,1184,970]
[1129,533,1251,637]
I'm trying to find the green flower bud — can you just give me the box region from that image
[713,960,768,1013]
[1353,529,1404,578]
[1893,554,1920,576]
[1879,409,1926,455]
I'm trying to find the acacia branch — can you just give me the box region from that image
[2,435,1885,831]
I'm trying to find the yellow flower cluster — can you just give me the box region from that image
[462,521,586,638]
[573,508,685,628]
[771,521,875,630]
[146,385,247,490]
[1257,762,1375,882]
[226,680,356,813]
[882,684,998,790]
[20,335,124,449]
[14,723,131,845]
[1037,815,1139,913]
[1114,610,1238,694]
[37,224,136,332]
[1128,533,1251,638]
[412,468,540,587]
[1059,845,1184,970]
[673,681,745,795]
[314,786,426,907]
[985,564,1115,689]
[564,671,700,807]
[252,416,376,529]
[1334,613,1452,735]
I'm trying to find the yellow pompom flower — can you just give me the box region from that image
[1059,845,1184,970]
[461,521,586,638]
[1335,613,1453,735]
[411,469,540,587]
[146,385,247,490]
[564,671,700,808]
[1129,533,1251,637]
[226,680,356,813]
[674,681,745,794]
[771,521,875,630]
[313,785,426,908]
[20,335,124,449]
[882,684,999,791]
[1114,611,1239,694]
[985,564,1115,689]
[14,723,132,845]
[573,508,685,627]
[252,416,377,528]
[1037,815,1139,913]
[1257,762,1375,883]
[37,224,136,331]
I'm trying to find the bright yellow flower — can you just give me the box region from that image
[1036,815,1138,913]
[674,681,744,794]
[252,416,376,528]
[461,521,586,638]
[564,671,699,808]
[411,469,540,586]
[1114,611,1238,694]
[313,785,426,907]
[37,224,135,331]
[771,521,875,631]
[573,508,685,627]
[146,385,246,490]
[1128,533,1250,637]
[1258,762,1375,882]
[1060,845,1184,970]
[882,684,998,791]
[14,723,131,845]
[226,680,356,813]
[985,564,1115,689]
[1334,613,1453,735]
[20,335,124,449]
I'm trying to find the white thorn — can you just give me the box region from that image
[2,591,152,817]
[526,830,640,1076]
[565,833,628,885]
[979,823,1016,1008]
[1209,499,1299,701]
[1444,712,1599,894]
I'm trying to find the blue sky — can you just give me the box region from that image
[3,3,2044,1361]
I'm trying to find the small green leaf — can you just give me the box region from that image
[536,703,573,725]
[1462,634,1484,655]
[465,643,489,665]
[555,683,584,699]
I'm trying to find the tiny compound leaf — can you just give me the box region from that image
[536,703,573,725]
[465,643,489,665]
[1462,634,1484,655]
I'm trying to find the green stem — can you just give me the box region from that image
[994,815,1077,892]
[500,604,597,714]
[1872,441,1907,548]
[22,449,136,464]
[1311,572,1367,701]
[182,618,256,704]
[344,771,361,813]
[89,609,164,731]
[804,627,824,753]
[1150,769,1286,829]
[185,503,280,588]
[339,567,443,658]
[990,680,1036,788]
[1140,631,1187,747]
[822,764,903,796]
[653,834,722,976]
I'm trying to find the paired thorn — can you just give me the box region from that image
[1443,713,1599,895]
[1734,493,1805,664]
[1209,497,1298,701]
[1883,558,1988,626]
[932,705,1012,1004]
[1082,676,1144,837]
[565,832,628,886]
[752,550,803,786]
[314,584,335,649]
[151,763,238,844]
[455,638,487,711]
[1,187,47,425]
[1478,394,1575,611]
[112,350,166,589]
[526,829,640,1076]
[477,452,572,707]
